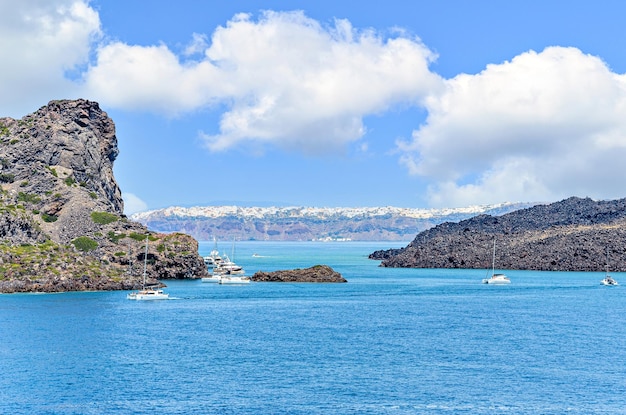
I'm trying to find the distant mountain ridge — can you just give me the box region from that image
[131,202,534,241]
[371,196,626,272]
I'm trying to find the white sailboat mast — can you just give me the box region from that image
[143,235,148,289]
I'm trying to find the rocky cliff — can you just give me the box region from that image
[371,197,626,272]
[0,99,208,292]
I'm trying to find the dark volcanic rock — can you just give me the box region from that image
[251,265,347,282]
[0,99,209,293]
[369,247,405,260]
[373,197,626,272]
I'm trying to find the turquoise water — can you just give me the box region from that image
[1,241,626,414]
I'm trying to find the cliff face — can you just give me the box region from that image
[372,197,626,272]
[0,99,208,293]
[131,203,533,241]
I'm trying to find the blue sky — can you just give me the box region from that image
[3,1,626,214]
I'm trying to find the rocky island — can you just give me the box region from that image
[371,196,626,272]
[251,265,346,282]
[0,99,209,293]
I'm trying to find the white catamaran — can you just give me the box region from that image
[482,237,511,284]
[127,236,170,300]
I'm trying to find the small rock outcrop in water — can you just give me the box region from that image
[371,197,626,272]
[0,99,209,293]
[251,265,347,282]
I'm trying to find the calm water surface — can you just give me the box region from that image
[1,241,625,414]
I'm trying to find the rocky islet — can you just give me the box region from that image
[0,99,209,292]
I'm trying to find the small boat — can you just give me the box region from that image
[600,247,619,286]
[203,253,223,268]
[127,286,170,300]
[213,254,245,275]
[482,273,511,285]
[127,236,169,300]
[482,237,510,284]
[601,276,619,286]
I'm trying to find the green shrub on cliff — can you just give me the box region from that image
[107,231,126,243]
[129,232,147,241]
[91,211,118,225]
[41,213,58,222]
[71,236,98,252]
[18,192,41,204]
[0,173,14,183]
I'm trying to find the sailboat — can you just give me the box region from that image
[127,236,170,300]
[482,237,511,284]
[600,247,619,286]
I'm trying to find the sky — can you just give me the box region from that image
[3,1,626,214]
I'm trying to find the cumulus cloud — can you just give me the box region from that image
[82,10,442,154]
[399,47,626,206]
[123,192,148,215]
[0,0,100,116]
[5,2,626,208]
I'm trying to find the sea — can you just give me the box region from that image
[1,240,625,415]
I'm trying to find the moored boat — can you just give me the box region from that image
[218,274,251,285]
[482,273,511,285]
[127,286,170,300]
[600,247,618,286]
[203,237,223,269]
[201,275,222,283]
[127,236,169,300]
[213,254,245,275]
[482,237,510,284]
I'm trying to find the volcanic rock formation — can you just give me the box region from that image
[0,99,208,292]
[371,197,626,272]
[251,265,346,282]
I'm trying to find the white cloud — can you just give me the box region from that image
[183,33,209,57]
[400,46,626,207]
[82,10,442,155]
[123,192,148,215]
[84,42,220,114]
[5,3,626,208]
[0,0,100,117]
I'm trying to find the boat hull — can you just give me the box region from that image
[127,289,170,300]
[219,276,250,285]
[482,274,511,284]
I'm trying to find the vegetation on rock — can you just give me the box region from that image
[71,236,98,252]
[0,99,209,293]
[91,211,118,225]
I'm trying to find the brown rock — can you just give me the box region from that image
[252,265,347,283]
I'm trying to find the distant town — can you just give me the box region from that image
[131,203,533,241]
